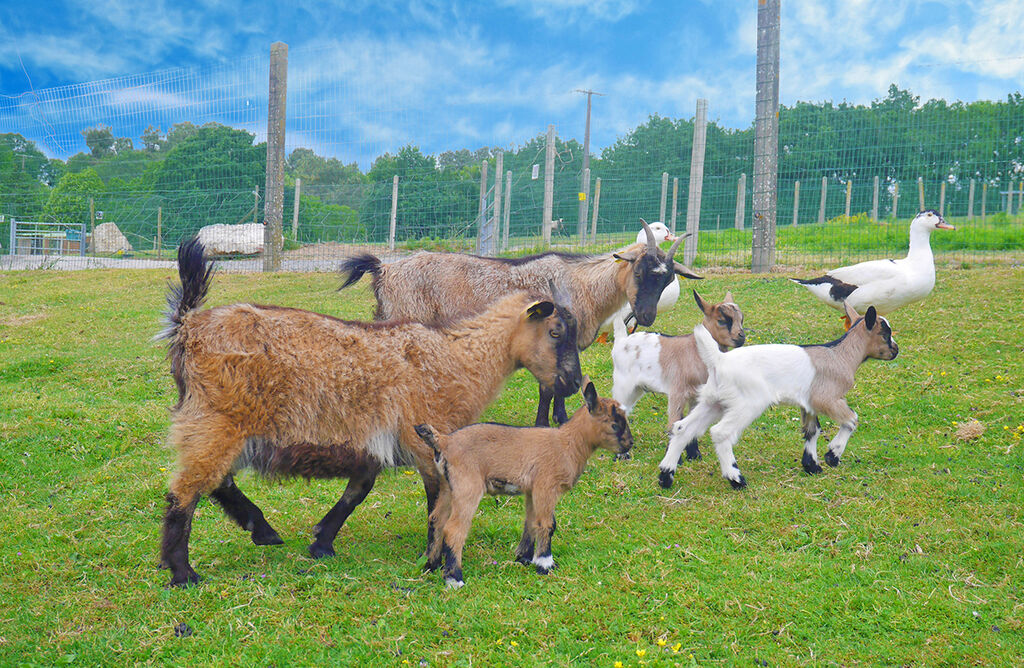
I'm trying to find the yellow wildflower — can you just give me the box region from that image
[614,662,623,668]
[510,641,518,647]
[657,639,667,647]
[636,648,646,658]
[672,643,682,653]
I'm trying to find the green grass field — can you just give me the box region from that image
[1,262,1022,665]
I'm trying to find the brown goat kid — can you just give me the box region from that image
[339,219,701,427]
[158,237,581,587]
[611,290,746,459]
[413,380,632,588]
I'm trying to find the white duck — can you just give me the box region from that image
[792,209,955,328]
[596,221,681,341]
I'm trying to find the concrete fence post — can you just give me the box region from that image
[493,150,504,247]
[893,182,900,219]
[476,159,491,254]
[590,177,602,242]
[580,167,591,244]
[750,0,780,273]
[939,181,946,217]
[917,177,924,212]
[981,182,987,222]
[845,180,852,218]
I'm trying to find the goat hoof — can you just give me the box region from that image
[729,475,747,490]
[168,569,201,588]
[308,542,336,559]
[684,440,702,461]
[825,451,841,467]
[515,553,533,566]
[251,528,284,546]
[444,577,465,589]
[657,469,675,489]
[423,558,442,573]
[801,452,823,475]
[614,451,632,462]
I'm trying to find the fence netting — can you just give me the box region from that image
[2,44,1022,270]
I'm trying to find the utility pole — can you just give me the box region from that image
[575,89,604,242]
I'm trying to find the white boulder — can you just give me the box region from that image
[91,222,133,254]
[197,223,265,256]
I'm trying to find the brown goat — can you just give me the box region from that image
[413,380,632,588]
[339,219,701,426]
[611,290,746,459]
[158,237,581,587]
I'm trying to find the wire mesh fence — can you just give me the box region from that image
[2,43,1023,271]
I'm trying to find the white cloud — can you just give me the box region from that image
[497,0,643,26]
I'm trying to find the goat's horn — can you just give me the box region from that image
[547,278,573,310]
[666,234,684,262]
[639,218,657,251]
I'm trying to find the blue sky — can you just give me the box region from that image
[2,0,1023,165]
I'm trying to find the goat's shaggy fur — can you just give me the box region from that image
[611,290,746,460]
[339,220,701,426]
[158,237,582,587]
[658,301,899,490]
[413,381,632,588]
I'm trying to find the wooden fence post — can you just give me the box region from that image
[792,180,800,226]
[917,177,924,212]
[751,0,780,273]
[845,180,852,218]
[670,177,679,235]
[580,167,590,244]
[734,173,746,230]
[388,175,398,251]
[543,124,555,244]
[659,171,669,223]
[893,182,900,219]
[156,206,162,259]
[939,181,946,217]
[503,170,512,251]
[684,98,708,266]
[872,176,879,221]
[262,41,287,272]
[817,176,827,223]
[590,177,602,242]
[292,177,301,238]
[967,178,975,220]
[981,182,987,221]
[493,150,504,246]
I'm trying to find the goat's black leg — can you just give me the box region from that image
[209,474,284,546]
[684,439,702,461]
[514,494,536,565]
[423,471,445,570]
[535,386,554,427]
[309,467,379,558]
[552,394,569,425]
[161,493,200,587]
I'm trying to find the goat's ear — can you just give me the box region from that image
[613,250,639,263]
[693,290,708,314]
[864,306,877,330]
[724,291,734,304]
[673,261,702,279]
[582,379,599,413]
[414,424,435,443]
[525,300,555,320]
[842,299,860,323]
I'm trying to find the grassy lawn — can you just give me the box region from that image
[0,262,1021,665]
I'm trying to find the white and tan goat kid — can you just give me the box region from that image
[611,290,745,460]
[413,380,632,588]
[657,301,899,490]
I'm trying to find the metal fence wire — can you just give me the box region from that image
[1,42,1022,271]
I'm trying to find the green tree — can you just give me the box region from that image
[82,126,115,158]
[44,168,105,225]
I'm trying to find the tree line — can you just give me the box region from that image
[2,85,1022,247]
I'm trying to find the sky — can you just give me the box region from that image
[1,0,1023,166]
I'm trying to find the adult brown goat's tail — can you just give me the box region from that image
[157,236,213,342]
[338,253,382,290]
